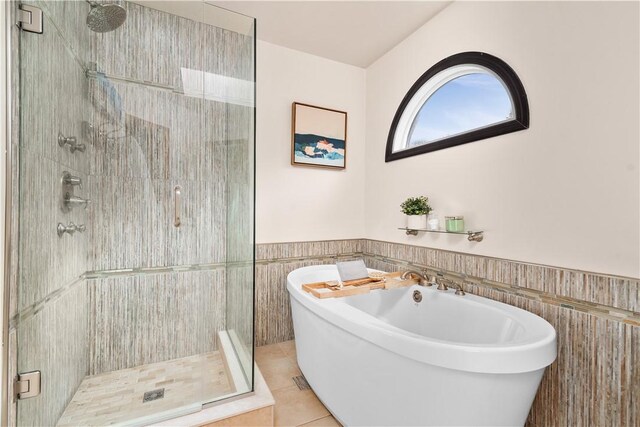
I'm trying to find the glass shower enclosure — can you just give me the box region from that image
[5,1,255,425]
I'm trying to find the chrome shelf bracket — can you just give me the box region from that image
[467,232,483,242]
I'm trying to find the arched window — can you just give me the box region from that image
[385,52,529,162]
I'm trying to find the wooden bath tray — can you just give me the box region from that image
[302,272,418,299]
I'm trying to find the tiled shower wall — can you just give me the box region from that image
[84,2,254,374]
[88,270,226,374]
[256,238,640,426]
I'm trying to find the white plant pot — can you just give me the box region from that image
[406,215,427,230]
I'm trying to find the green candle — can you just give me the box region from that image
[445,216,464,232]
[445,216,455,232]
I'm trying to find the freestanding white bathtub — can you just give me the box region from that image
[287,265,557,427]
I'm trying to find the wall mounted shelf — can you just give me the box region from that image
[398,228,484,242]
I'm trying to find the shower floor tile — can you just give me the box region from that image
[57,351,234,426]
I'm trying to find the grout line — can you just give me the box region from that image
[12,262,235,328]
[10,276,84,329]
[256,238,362,247]
[294,408,334,427]
[84,262,229,279]
[255,252,362,265]
[85,70,179,94]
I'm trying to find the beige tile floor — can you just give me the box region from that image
[256,340,341,427]
[58,351,233,426]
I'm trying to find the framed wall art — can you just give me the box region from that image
[291,102,347,169]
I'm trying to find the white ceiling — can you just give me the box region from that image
[210,1,451,67]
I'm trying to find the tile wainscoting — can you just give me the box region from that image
[256,239,639,426]
[255,239,363,346]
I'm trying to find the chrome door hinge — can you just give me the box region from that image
[18,4,43,34]
[15,371,41,400]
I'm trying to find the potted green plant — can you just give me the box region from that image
[401,196,432,230]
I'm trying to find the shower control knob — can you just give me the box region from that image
[62,172,83,188]
[58,132,76,148]
[64,193,90,210]
[70,143,86,153]
[58,132,86,154]
[57,222,76,237]
[57,223,87,237]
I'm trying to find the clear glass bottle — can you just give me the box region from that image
[427,212,439,230]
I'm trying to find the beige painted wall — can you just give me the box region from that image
[256,40,367,243]
[255,2,639,278]
[364,1,640,278]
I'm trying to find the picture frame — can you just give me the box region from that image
[291,102,347,169]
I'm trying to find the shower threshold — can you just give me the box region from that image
[57,332,249,426]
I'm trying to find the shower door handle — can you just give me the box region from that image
[174,186,182,227]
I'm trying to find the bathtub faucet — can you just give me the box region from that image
[401,271,466,295]
[401,271,449,290]
[434,273,449,291]
[400,270,432,286]
[448,281,466,296]
[434,273,467,295]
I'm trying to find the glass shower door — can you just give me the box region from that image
[12,1,255,426]
[14,2,94,425]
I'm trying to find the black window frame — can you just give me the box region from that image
[385,51,529,162]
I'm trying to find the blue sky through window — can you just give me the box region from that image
[408,73,513,147]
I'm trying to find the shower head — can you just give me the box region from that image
[86,1,127,33]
